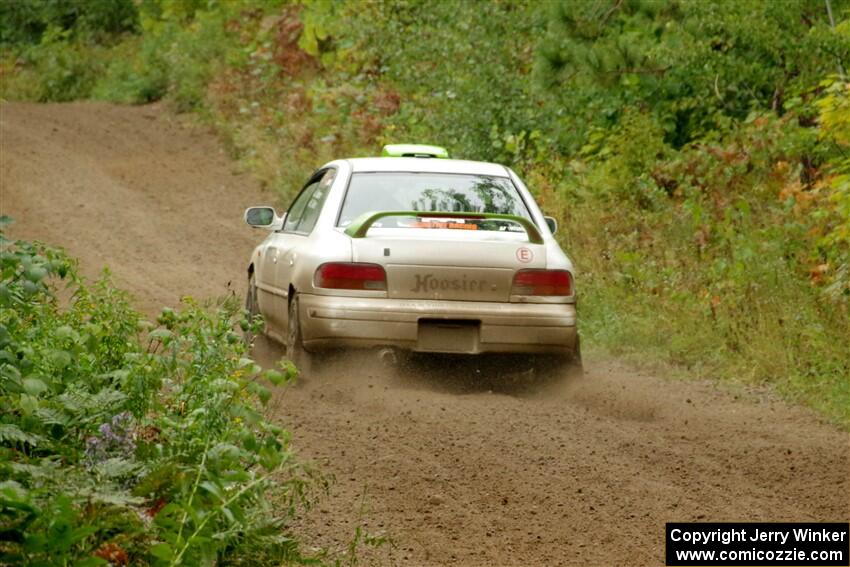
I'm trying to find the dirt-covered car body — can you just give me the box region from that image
[244,150,579,367]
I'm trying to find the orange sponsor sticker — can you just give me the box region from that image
[412,221,479,230]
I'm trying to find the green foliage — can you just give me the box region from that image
[302,0,546,162]
[0,0,139,46]
[583,108,670,207]
[815,77,850,300]
[0,221,309,565]
[91,36,170,104]
[566,98,850,423]
[0,27,109,102]
[1,0,252,106]
[536,0,850,148]
[0,0,140,102]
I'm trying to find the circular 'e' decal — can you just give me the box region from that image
[516,247,533,263]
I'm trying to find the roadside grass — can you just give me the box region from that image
[581,285,850,427]
[568,196,850,427]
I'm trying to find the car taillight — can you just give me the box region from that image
[314,262,387,291]
[511,269,573,296]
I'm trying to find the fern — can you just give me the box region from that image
[92,457,143,480]
[34,407,70,427]
[8,459,61,480]
[0,423,46,447]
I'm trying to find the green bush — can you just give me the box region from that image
[92,37,169,104]
[564,102,850,424]
[13,27,108,102]
[0,0,139,46]
[0,219,311,565]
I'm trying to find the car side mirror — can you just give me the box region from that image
[244,206,284,230]
[544,216,558,234]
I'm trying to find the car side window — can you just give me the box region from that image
[295,169,335,234]
[282,169,335,234]
[283,182,318,233]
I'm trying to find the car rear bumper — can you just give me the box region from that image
[299,293,577,355]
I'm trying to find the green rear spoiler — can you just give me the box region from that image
[343,211,544,244]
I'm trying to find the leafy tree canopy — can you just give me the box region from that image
[536,0,850,147]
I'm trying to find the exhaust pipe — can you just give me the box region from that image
[377,347,398,366]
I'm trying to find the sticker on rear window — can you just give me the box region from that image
[411,221,479,231]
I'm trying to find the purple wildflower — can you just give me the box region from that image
[84,412,136,465]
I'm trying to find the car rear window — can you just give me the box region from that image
[337,172,532,230]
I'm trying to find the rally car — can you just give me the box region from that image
[243,144,581,378]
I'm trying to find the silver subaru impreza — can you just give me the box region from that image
[244,144,581,378]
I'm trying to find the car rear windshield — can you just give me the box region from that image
[337,172,532,230]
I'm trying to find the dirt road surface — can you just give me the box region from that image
[2,102,848,566]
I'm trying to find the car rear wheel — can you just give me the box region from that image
[287,294,313,377]
[535,335,584,383]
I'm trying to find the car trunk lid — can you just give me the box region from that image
[350,228,546,302]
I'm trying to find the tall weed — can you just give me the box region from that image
[0,219,312,565]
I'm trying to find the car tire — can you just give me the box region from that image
[287,294,313,377]
[244,273,260,346]
[535,335,584,383]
